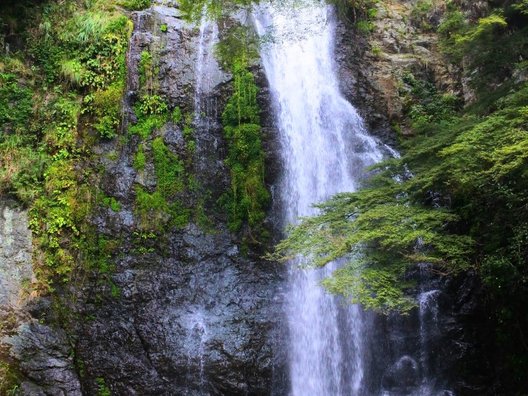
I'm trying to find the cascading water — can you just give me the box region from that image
[254,1,385,394]
[194,12,220,123]
[184,310,209,391]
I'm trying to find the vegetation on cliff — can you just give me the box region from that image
[216,27,270,245]
[0,0,138,290]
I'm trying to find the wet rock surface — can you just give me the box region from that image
[5,322,82,396]
[72,3,287,395]
[359,268,494,396]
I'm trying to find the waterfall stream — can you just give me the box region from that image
[194,12,220,123]
[254,2,385,394]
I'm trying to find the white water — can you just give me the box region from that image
[254,1,385,394]
[194,13,220,122]
[184,310,209,390]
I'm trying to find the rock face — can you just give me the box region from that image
[0,201,33,310]
[6,321,82,396]
[70,3,287,395]
[335,0,461,141]
[359,269,495,395]
[0,200,82,395]
[2,2,287,395]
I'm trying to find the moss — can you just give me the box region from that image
[101,196,122,212]
[138,50,158,94]
[117,0,151,11]
[134,186,189,231]
[133,143,146,171]
[95,377,111,396]
[90,82,125,139]
[133,137,190,231]
[129,95,169,138]
[182,113,196,155]
[220,58,270,241]
[129,114,166,139]
[171,106,182,123]
[0,73,33,134]
[0,360,20,396]
[151,137,185,197]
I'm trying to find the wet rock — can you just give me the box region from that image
[68,3,287,395]
[73,223,285,395]
[382,355,420,393]
[4,322,82,396]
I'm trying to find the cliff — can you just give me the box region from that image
[1,0,526,394]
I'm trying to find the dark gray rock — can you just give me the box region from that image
[68,3,287,395]
[4,321,82,396]
[381,355,420,393]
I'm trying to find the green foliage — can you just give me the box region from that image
[272,187,472,312]
[355,19,375,34]
[214,26,259,70]
[130,100,190,232]
[437,8,467,60]
[0,73,33,133]
[513,0,528,16]
[400,72,460,133]
[438,3,528,90]
[134,186,189,231]
[327,0,379,23]
[214,24,271,240]
[151,137,186,198]
[182,113,196,155]
[129,114,166,139]
[220,59,270,240]
[96,377,111,396]
[101,196,122,212]
[129,95,169,139]
[139,50,156,93]
[117,0,151,10]
[171,106,182,124]
[136,94,168,116]
[0,361,20,396]
[133,143,146,171]
[410,0,434,31]
[135,187,172,230]
[90,82,124,139]
[0,0,133,291]
[179,0,253,21]
[0,134,47,203]
[160,23,168,33]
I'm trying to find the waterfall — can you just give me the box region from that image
[254,1,385,394]
[194,12,220,123]
[184,310,209,391]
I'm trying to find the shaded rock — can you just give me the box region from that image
[0,200,33,309]
[4,321,81,396]
[382,355,420,393]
